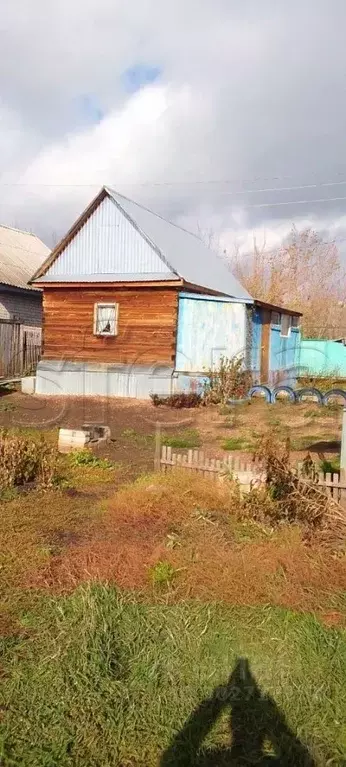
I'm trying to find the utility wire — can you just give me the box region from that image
[3,175,346,194]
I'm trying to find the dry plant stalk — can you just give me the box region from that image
[254,435,346,545]
[0,429,58,491]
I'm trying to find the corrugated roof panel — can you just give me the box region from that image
[41,272,177,282]
[0,225,49,290]
[45,195,174,280]
[108,189,252,301]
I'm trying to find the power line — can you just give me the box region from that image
[2,175,346,195]
[246,195,346,209]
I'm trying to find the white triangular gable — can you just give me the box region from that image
[44,195,174,281]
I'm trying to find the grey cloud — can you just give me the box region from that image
[1,0,346,250]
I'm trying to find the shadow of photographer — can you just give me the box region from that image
[160,658,316,766]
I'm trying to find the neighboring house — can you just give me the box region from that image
[0,224,50,377]
[31,187,301,398]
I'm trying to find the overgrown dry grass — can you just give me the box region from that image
[25,471,346,625]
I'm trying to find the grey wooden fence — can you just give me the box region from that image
[160,446,346,503]
[0,320,41,379]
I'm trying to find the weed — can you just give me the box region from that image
[0,400,16,412]
[204,356,252,404]
[0,486,19,501]
[69,449,113,469]
[303,408,325,419]
[221,437,252,451]
[0,429,58,490]
[149,560,177,587]
[298,375,346,394]
[319,457,340,474]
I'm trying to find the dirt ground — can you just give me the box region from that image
[0,388,342,472]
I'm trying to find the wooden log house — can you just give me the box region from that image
[30,187,301,397]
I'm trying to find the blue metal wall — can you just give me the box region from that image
[297,339,346,377]
[176,292,247,373]
[251,308,262,381]
[269,325,301,383]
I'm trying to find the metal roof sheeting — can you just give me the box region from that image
[36,187,252,301]
[108,189,253,301]
[42,272,177,282]
[44,195,176,282]
[0,225,49,291]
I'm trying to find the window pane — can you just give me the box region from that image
[271,312,281,326]
[291,315,300,328]
[281,314,291,336]
[96,305,116,334]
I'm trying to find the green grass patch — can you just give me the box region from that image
[319,456,340,474]
[162,429,201,449]
[122,427,201,450]
[221,437,253,451]
[121,427,154,446]
[0,584,345,765]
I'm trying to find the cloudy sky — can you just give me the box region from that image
[1,0,346,254]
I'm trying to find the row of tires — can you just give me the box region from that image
[246,385,346,405]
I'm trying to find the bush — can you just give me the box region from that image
[0,429,58,491]
[297,375,346,394]
[204,356,251,405]
[150,392,202,408]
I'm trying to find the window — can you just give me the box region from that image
[280,313,291,337]
[291,315,300,328]
[271,311,281,326]
[93,303,118,336]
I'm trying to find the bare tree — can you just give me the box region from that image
[230,226,346,338]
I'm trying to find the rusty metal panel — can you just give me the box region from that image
[175,293,246,373]
[44,196,173,281]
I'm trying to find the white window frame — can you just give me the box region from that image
[93,303,118,337]
[280,313,291,338]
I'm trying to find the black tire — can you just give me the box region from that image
[296,387,323,404]
[248,385,272,403]
[322,389,346,406]
[271,385,297,403]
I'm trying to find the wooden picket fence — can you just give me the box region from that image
[160,446,346,504]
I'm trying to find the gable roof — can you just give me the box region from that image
[0,224,50,291]
[31,187,253,301]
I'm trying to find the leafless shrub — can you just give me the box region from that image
[0,429,58,491]
[204,356,251,405]
[246,435,346,546]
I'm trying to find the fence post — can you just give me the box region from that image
[154,422,162,472]
[341,407,346,475]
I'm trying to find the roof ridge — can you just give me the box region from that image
[106,187,179,277]
[106,187,203,242]
[0,223,38,237]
